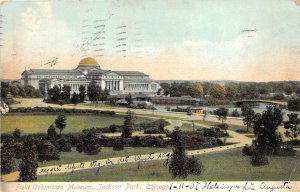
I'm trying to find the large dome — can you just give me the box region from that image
[78,57,99,66]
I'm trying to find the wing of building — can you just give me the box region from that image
[20,57,160,95]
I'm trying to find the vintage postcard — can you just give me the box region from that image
[0,0,300,191]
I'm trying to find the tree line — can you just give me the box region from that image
[46,80,109,105]
[159,81,300,99]
[1,81,42,98]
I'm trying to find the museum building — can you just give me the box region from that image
[20,57,160,95]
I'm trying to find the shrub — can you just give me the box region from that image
[242,144,253,156]
[230,109,241,117]
[13,128,22,140]
[37,139,60,162]
[287,98,300,111]
[251,149,269,166]
[274,144,296,156]
[58,139,72,152]
[132,136,142,147]
[154,136,167,148]
[272,93,285,100]
[203,128,225,138]
[185,156,203,175]
[144,128,161,134]
[14,143,23,159]
[1,144,15,174]
[113,140,124,151]
[47,125,58,140]
[217,123,228,133]
[9,107,116,115]
[109,124,117,133]
[203,129,218,137]
[18,136,38,182]
[76,131,101,155]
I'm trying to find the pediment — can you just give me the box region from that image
[102,71,121,77]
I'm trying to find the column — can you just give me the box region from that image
[120,80,124,91]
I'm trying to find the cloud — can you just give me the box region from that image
[16,2,76,68]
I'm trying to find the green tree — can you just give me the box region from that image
[55,114,66,135]
[13,128,22,140]
[109,124,117,133]
[185,156,203,175]
[17,85,26,97]
[202,82,213,96]
[122,110,135,138]
[218,123,229,134]
[9,82,20,97]
[253,106,283,154]
[1,82,9,98]
[241,104,256,132]
[62,86,71,102]
[284,86,293,95]
[225,83,239,99]
[169,127,200,178]
[1,136,15,174]
[191,83,204,98]
[48,85,61,102]
[47,124,58,140]
[169,128,188,178]
[24,85,35,97]
[287,98,300,111]
[214,107,228,123]
[100,88,109,102]
[37,139,60,161]
[79,85,86,102]
[202,110,207,121]
[87,81,100,103]
[160,83,171,96]
[76,130,101,155]
[284,113,300,139]
[33,89,42,98]
[186,107,192,116]
[71,92,79,107]
[125,94,133,105]
[18,136,38,182]
[211,84,227,98]
[158,119,166,132]
[230,109,240,117]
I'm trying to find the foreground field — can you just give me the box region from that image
[37,148,300,181]
[1,114,154,134]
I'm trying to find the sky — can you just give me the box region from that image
[0,0,300,81]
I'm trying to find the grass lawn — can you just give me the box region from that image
[1,114,154,134]
[186,120,217,127]
[180,123,205,132]
[185,120,248,132]
[37,148,300,181]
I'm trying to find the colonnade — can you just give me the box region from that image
[105,80,120,91]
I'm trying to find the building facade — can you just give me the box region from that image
[21,57,160,95]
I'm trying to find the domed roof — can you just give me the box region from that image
[78,57,99,66]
